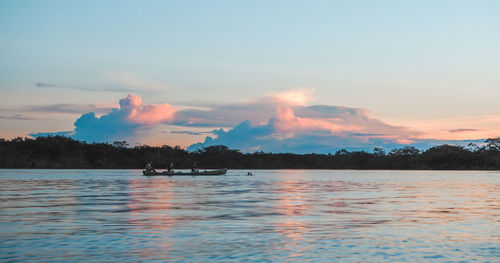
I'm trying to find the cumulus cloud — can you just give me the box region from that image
[187,119,480,153]
[186,105,423,153]
[186,121,366,153]
[28,89,488,152]
[274,107,358,134]
[118,94,177,124]
[265,88,316,106]
[31,94,178,143]
[179,89,424,153]
[172,102,275,127]
[172,88,318,127]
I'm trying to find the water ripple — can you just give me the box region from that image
[0,169,498,262]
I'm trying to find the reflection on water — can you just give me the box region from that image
[0,169,498,262]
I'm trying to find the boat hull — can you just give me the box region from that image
[143,168,227,176]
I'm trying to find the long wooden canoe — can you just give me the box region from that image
[143,168,227,176]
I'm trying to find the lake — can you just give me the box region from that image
[0,169,498,262]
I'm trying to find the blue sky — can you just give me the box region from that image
[1,1,499,152]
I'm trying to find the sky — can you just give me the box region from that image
[1,0,499,153]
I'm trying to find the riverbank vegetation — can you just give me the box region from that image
[1,136,499,169]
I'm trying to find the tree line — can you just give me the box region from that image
[0,136,499,169]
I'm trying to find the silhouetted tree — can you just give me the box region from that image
[485,137,500,151]
[112,141,129,148]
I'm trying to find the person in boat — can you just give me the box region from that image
[167,162,174,173]
[145,162,156,173]
[191,163,199,173]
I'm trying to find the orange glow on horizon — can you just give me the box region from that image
[390,113,500,141]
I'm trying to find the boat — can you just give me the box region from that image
[143,168,227,176]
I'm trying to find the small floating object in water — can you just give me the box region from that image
[247,172,253,176]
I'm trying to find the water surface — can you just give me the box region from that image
[0,169,498,262]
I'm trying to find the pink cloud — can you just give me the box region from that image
[119,94,178,124]
[265,88,316,106]
[118,91,425,147]
[30,94,180,143]
[29,90,494,151]
[271,107,420,145]
[171,89,424,148]
[274,107,361,134]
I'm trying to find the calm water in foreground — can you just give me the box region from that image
[0,170,498,262]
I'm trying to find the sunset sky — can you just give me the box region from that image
[1,0,499,153]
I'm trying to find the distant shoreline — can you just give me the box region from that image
[1,136,499,170]
[1,168,500,171]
